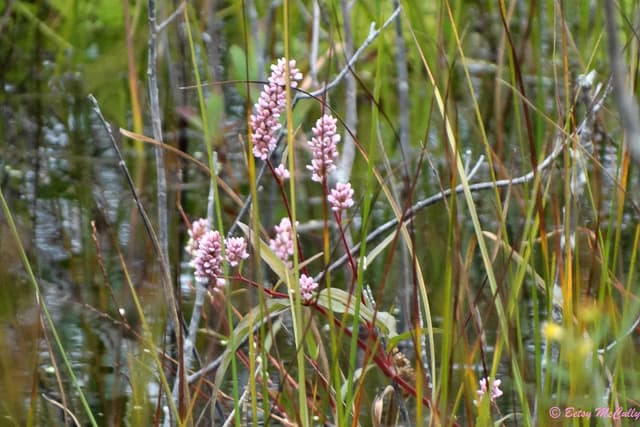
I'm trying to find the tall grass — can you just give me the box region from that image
[2,0,640,426]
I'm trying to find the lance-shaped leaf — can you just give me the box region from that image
[316,288,397,339]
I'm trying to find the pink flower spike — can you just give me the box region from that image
[299,274,318,301]
[474,377,503,406]
[328,182,354,213]
[490,379,503,400]
[185,218,210,256]
[274,163,290,181]
[192,230,225,287]
[225,236,249,267]
[269,217,295,265]
[250,58,303,160]
[307,114,340,182]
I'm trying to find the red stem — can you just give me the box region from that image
[266,160,308,276]
[238,271,461,425]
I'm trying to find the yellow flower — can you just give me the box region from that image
[543,322,564,341]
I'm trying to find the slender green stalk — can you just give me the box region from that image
[343,10,384,422]
[240,0,265,422]
[283,2,309,425]
[182,4,239,424]
[0,188,98,427]
[117,251,181,425]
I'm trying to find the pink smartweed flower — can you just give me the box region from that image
[192,230,225,287]
[185,218,210,256]
[269,217,295,265]
[307,114,340,182]
[474,377,503,406]
[225,236,249,267]
[273,163,290,181]
[328,182,354,213]
[299,274,318,301]
[250,58,303,160]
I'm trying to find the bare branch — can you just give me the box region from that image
[147,0,170,275]
[303,6,401,99]
[41,393,81,427]
[392,0,410,181]
[88,95,181,337]
[309,0,321,84]
[186,310,286,384]
[157,2,185,33]
[389,0,414,354]
[148,0,190,421]
[336,0,358,183]
[604,0,640,166]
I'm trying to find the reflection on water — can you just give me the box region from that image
[1,90,159,422]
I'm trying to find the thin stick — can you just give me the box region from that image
[157,2,185,33]
[41,393,81,427]
[87,95,182,348]
[186,310,286,383]
[391,0,410,182]
[303,6,401,99]
[147,0,191,421]
[309,0,320,84]
[221,359,262,427]
[389,0,415,354]
[336,0,358,182]
[148,0,171,277]
[0,187,99,427]
[604,0,640,166]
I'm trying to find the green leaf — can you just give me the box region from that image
[14,1,72,50]
[213,298,290,395]
[229,44,257,101]
[363,228,397,270]
[237,222,287,281]
[205,92,224,141]
[340,363,376,401]
[316,288,397,339]
[305,326,319,359]
[386,328,442,352]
